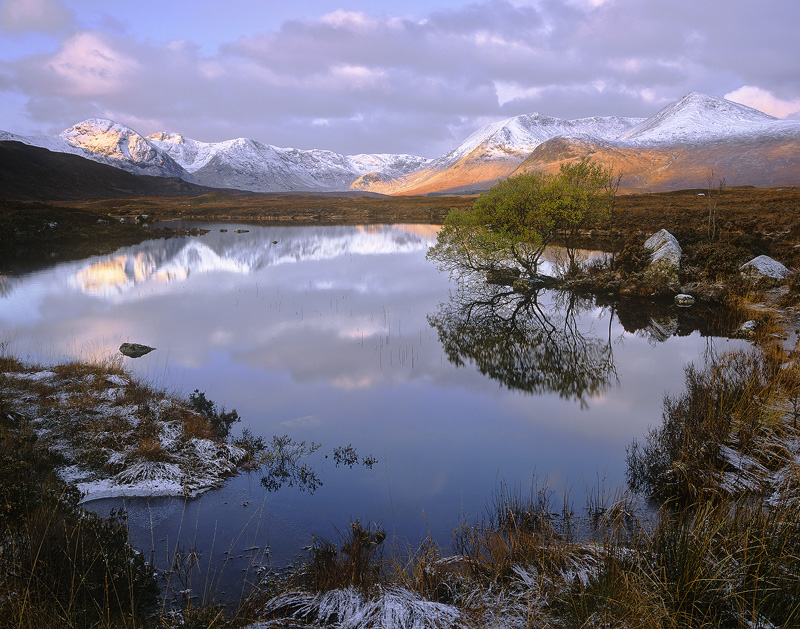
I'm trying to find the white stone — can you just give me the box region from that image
[644,229,682,268]
[740,255,791,280]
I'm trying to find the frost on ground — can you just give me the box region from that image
[246,544,612,629]
[1,359,248,501]
[256,587,462,629]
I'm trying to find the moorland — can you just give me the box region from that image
[3,185,800,627]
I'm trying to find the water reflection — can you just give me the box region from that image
[0,223,752,589]
[429,281,618,408]
[68,224,438,297]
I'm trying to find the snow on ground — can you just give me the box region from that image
[1,361,248,502]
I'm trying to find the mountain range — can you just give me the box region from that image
[2,92,799,198]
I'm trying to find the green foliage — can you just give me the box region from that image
[188,389,240,441]
[428,158,619,280]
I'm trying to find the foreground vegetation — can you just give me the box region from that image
[4,175,800,626]
[4,331,799,627]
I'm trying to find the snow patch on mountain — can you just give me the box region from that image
[58,119,192,179]
[1,119,194,180]
[621,92,800,145]
[147,132,431,193]
[433,113,645,169]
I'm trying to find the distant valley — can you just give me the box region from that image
[2,92,799,199]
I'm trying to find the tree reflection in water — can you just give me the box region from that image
[428,281,619,408]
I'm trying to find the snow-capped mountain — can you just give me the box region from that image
[365,92,800,194]
[0,118,194,180]
[372,112,645,194]
[433,113,644,169]
[3,93,799,196]
[508,93,800,191]
[146,132,431,193]
[621,92,793,144]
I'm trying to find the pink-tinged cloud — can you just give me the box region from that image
[42,32,141,97]
[725,86,800,120]
[1,0,799,156]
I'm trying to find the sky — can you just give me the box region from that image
[1,0,799,158]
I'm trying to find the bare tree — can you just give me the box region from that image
[605,169,624,267]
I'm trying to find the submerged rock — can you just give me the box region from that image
[119,342,155,358]
[740,255,791,281]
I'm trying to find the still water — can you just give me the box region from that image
[0,223,745,596]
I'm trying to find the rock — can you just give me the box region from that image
[680,282,728,303]
[119,343,155,358]
[740,255,791,281]
[736,320,758,338]
[512,275,557,293]
[643,229,682,292]
[675,294,695,307]
[646,315,679,343]
[644,229,682,269]
[234,229,249,234]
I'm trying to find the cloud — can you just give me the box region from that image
[2,0,800,156]
[38,31,141,97]
[725,86,800,120]
[0,0,73,34]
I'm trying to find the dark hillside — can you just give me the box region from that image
[0,141,233,201]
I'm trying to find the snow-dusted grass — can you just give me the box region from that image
[0,354,248,501]
[626,316,800,505]
[5,320,800,626]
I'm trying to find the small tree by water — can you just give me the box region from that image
[427,158,620,280]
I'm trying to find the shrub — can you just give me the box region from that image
[615,239,648,274]
[188,389,240,440]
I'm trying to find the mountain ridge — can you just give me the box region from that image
[3,93,799,196]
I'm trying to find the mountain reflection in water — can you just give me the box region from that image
[0,223,750,591]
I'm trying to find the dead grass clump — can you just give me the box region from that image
[391,538,467,605]
[453,483,571,584]
[0,354,24,373]
[647,498,800,628]
[0,406,158,627]
[626,345,795,503]
[133,434,174,463]
[161,402,216,441]
[296,520,387,594]
[119,378,158,408]
[554,547,668,629]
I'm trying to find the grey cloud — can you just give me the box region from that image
[0,0,73,34]
[3,0,800,156]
